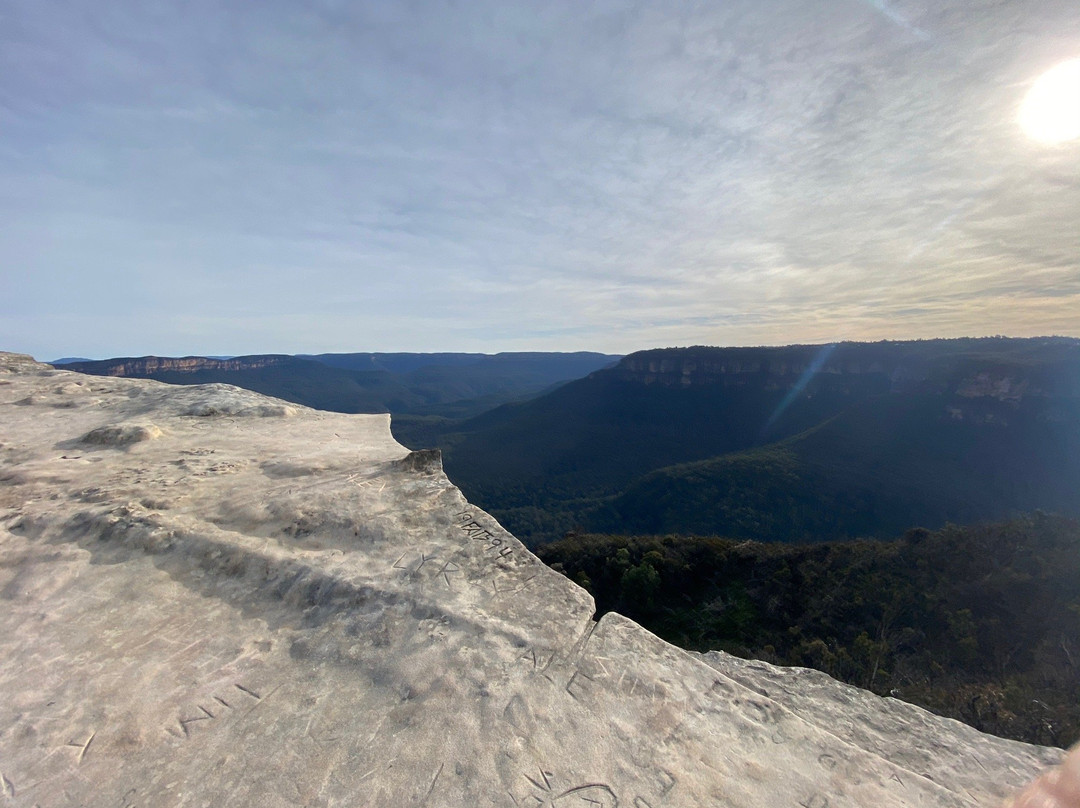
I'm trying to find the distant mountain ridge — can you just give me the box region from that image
[417,337,1080,543]
[65,355,290,376]
[299,352,500,374]
[610,338,1080,397]
[58,351,621,418]
[49,356,93,365]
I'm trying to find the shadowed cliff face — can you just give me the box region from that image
[0,351,1064,807]
[609,338,1080,400]
[428,337,1080,544]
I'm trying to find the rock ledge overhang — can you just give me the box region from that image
[0,352,1062,807]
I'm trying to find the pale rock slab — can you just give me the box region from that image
[0,352,1062,807]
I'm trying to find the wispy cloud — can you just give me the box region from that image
[860,0,932,41]
[1,0,1078,358]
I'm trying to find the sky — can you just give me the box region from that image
[1,0,1079,360]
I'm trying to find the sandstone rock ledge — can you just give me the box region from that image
[0,352,1062,807]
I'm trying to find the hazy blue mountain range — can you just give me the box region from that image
[406,337,1080,543]
[57,352,621,418]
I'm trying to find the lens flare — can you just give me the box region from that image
[763,343,838,435]
[1019,58,1080,144]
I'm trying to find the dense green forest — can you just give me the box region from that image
[538,514,1080,747]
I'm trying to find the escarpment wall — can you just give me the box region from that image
[609,339,1080,400]
[0,352,1062,807]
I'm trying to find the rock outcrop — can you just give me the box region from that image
[0,352,1063,807]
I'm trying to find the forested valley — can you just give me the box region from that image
[539,514,1080,747]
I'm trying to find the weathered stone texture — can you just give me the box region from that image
[0,353,1061,806]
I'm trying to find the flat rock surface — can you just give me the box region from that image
[0,352,1063,807]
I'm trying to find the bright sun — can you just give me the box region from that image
[1019,58,1080,144]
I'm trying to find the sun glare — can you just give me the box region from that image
[1019,58,1080,144]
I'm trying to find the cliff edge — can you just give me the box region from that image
[0,352,1062,807]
